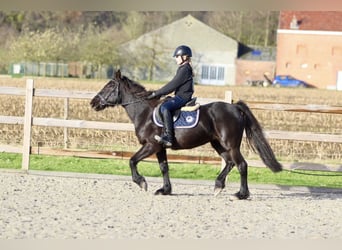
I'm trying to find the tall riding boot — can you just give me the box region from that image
[154,110,174,147]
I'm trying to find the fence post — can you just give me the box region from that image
[22,79,34,171]
[225,91,232,105]
[64,98,69,149]
[221,91,232,170]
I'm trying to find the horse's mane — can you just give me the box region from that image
[121,75,153,98]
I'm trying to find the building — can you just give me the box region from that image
[119,14,242,86]
[276,11,342,90]
[235,46,276,86]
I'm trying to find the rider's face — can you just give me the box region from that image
[175,55,183,65]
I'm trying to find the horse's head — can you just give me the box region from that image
[90,70,123,111]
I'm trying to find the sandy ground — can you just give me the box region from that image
[0,169,341,239]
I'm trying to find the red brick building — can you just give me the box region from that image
[276,11,342,90]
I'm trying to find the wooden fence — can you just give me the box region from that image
[0,79,342,171]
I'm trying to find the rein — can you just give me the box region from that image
[121,98,145,107]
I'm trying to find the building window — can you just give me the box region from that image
[217,67,225,80]
[201,65,225,81]
[209,67,217,80]
[201,65,209,79]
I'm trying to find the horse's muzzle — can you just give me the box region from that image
[90,95,105,111]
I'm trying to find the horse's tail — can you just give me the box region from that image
[235,100,283,172]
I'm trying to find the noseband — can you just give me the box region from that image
[98,93,110,106]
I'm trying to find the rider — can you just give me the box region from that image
[146,45,194,147]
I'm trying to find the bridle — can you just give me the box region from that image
[97,80,121,106]
[97,80,145,107]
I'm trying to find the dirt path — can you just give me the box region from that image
[0,170,341,239]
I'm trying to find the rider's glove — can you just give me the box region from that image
[146,92,157,100]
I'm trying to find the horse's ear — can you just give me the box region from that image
[115,69,121,79]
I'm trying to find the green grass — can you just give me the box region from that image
[0,152,341,189]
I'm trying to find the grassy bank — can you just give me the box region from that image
[0,152,341,189]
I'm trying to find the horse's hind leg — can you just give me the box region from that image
[231,148,250,199]
[154,149,172,195]
[214,160,234,196]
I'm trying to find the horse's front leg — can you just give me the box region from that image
[129,143,156,191]
[154,149,172,195]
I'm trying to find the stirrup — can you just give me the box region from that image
[154,135,172,147]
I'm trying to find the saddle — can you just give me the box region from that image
[153,97,201,129]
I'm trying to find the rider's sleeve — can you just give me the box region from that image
[154,65,191,97]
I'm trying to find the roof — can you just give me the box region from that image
[279,11,342,31]
[122,14,238,53]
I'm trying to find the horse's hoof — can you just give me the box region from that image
[214,187,223,196]
[154,188,172,195]
[139,181,148,191]
[234,191,250,200]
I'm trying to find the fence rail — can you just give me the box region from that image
[0,79,341,171]
[247,102,342,114]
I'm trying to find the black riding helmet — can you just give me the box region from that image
[173,45,192,57]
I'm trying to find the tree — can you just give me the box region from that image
[7,27,81,63]
[122,11,146,40]
[141,35,168,81]
[1,11,26,32]
[78,25,125,78]
[207,11,279,46]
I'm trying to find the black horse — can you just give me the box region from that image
[90,70,282,199]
